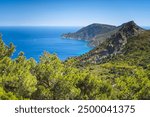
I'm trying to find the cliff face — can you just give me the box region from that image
[90,21,144,46]
[102,21,144,54]
[77,21,145,64]
[62,23,116,41]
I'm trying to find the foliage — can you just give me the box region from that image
[0,31,150,100]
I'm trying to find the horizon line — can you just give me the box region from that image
[0,25,149,27]
[0,25,84,27]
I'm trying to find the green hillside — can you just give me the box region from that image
[84,30,150,99]
[0,25,150,100]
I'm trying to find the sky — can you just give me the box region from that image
[0,0,149,26]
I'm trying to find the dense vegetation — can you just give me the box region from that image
[0,31,150,100]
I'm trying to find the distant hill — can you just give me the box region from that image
[90,21,144,46]
[76,21,145,64]
[62,23,116,40]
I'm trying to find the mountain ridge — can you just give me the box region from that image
[89,21,144,46]
[75,21,145,64]
[62,23,116,41]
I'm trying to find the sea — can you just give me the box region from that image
[0,26,150,61]
[0,26,92,61]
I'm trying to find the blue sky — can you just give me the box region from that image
[0,0,149,26]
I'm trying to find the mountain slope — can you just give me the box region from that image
[62,23,116,40]
[1,21,150,100]
[77,21,145,64]
[90,21,144,46]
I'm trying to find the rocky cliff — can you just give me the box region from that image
[77,21,145,64]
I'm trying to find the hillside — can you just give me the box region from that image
[90,21,144,46]
[62,23,116,40]
[0,21,150,100]
[81,30,150,99]
[77,21,145,64]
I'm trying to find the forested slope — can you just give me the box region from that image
[0,30,150,100]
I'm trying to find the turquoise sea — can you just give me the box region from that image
[0,26,149,61]
[0,27,92,61]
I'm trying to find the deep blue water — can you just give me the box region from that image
[1,26,149,61]
[0,27,92,61]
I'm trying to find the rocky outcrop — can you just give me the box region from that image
[105,21,144,54]
[77,21,145,64]
[90,21,144,47]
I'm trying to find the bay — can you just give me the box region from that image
[0,26,92,61]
